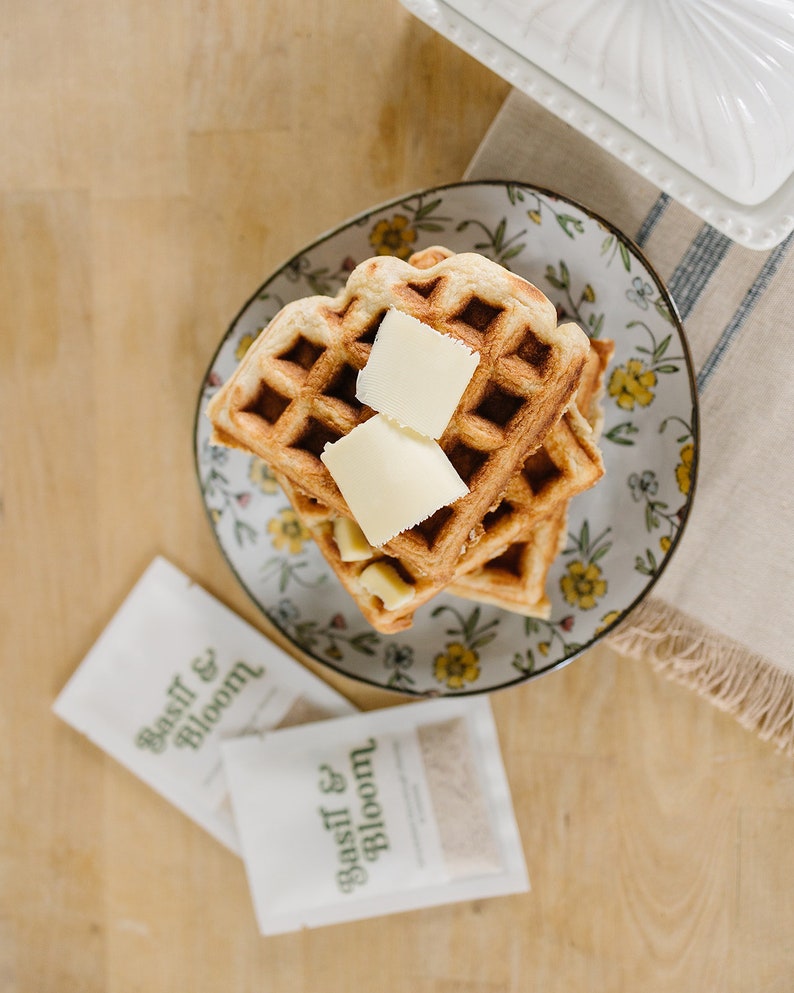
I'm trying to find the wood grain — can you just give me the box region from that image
[1,2,792,991]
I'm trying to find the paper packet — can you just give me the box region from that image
[53,556,356,852]
[221,696,529,934]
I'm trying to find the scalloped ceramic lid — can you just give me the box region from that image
[417,0,794,207]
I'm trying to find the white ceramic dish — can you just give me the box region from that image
[400,0,794,250]
[194,181,699,696]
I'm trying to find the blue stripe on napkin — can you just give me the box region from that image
[635,192,671,249]
[634,196,793,398]
[666,226,733,320]
[697,231,794,393]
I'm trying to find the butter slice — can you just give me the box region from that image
[332,517,374,562]
[320,414,468,547]
[359,561,416,610]
[356,309,479,439]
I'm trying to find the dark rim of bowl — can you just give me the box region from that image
[191,178,700,698]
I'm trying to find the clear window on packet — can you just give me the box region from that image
[221,696,529,935]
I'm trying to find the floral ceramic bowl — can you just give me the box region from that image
[194,181,698,696]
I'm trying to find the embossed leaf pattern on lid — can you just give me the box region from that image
[434,0,794,204]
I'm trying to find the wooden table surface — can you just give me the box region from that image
[2,2,793,990]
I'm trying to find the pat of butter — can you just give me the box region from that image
[332,517,374,562]
[356,308,479,439]
[320,414,468,547]
[359,561,416,610]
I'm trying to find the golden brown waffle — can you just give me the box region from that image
[575,337,614,438]
[207,250,590,580]
[273,337,612,634]
[448,400,603,577]
[447,337,614,617]
[446,506,568,618]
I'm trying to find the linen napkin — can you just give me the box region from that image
[466,91,794,754]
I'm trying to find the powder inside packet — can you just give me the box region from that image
[418,717,503,877]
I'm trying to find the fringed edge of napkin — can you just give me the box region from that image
[608,597,794,756]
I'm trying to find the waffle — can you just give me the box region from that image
[447,400,603,576]
[207,250,590,581]
[576,337,614,439]
[272,336,612,634]
[446,506,568,618]
[447,337,614,617]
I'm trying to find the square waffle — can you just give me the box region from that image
[207,250,591,581]
[449,399,603,579]
[447,337,614,617]
[271,337,611,634]
[446,506,568,618]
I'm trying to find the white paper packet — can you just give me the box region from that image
[53,556,356,853]
[221,696,529,934]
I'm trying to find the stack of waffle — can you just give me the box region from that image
[207,247,611,633]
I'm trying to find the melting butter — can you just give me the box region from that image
[332,517,374,562]
[359,561,416,610]
[320,414,468,548]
